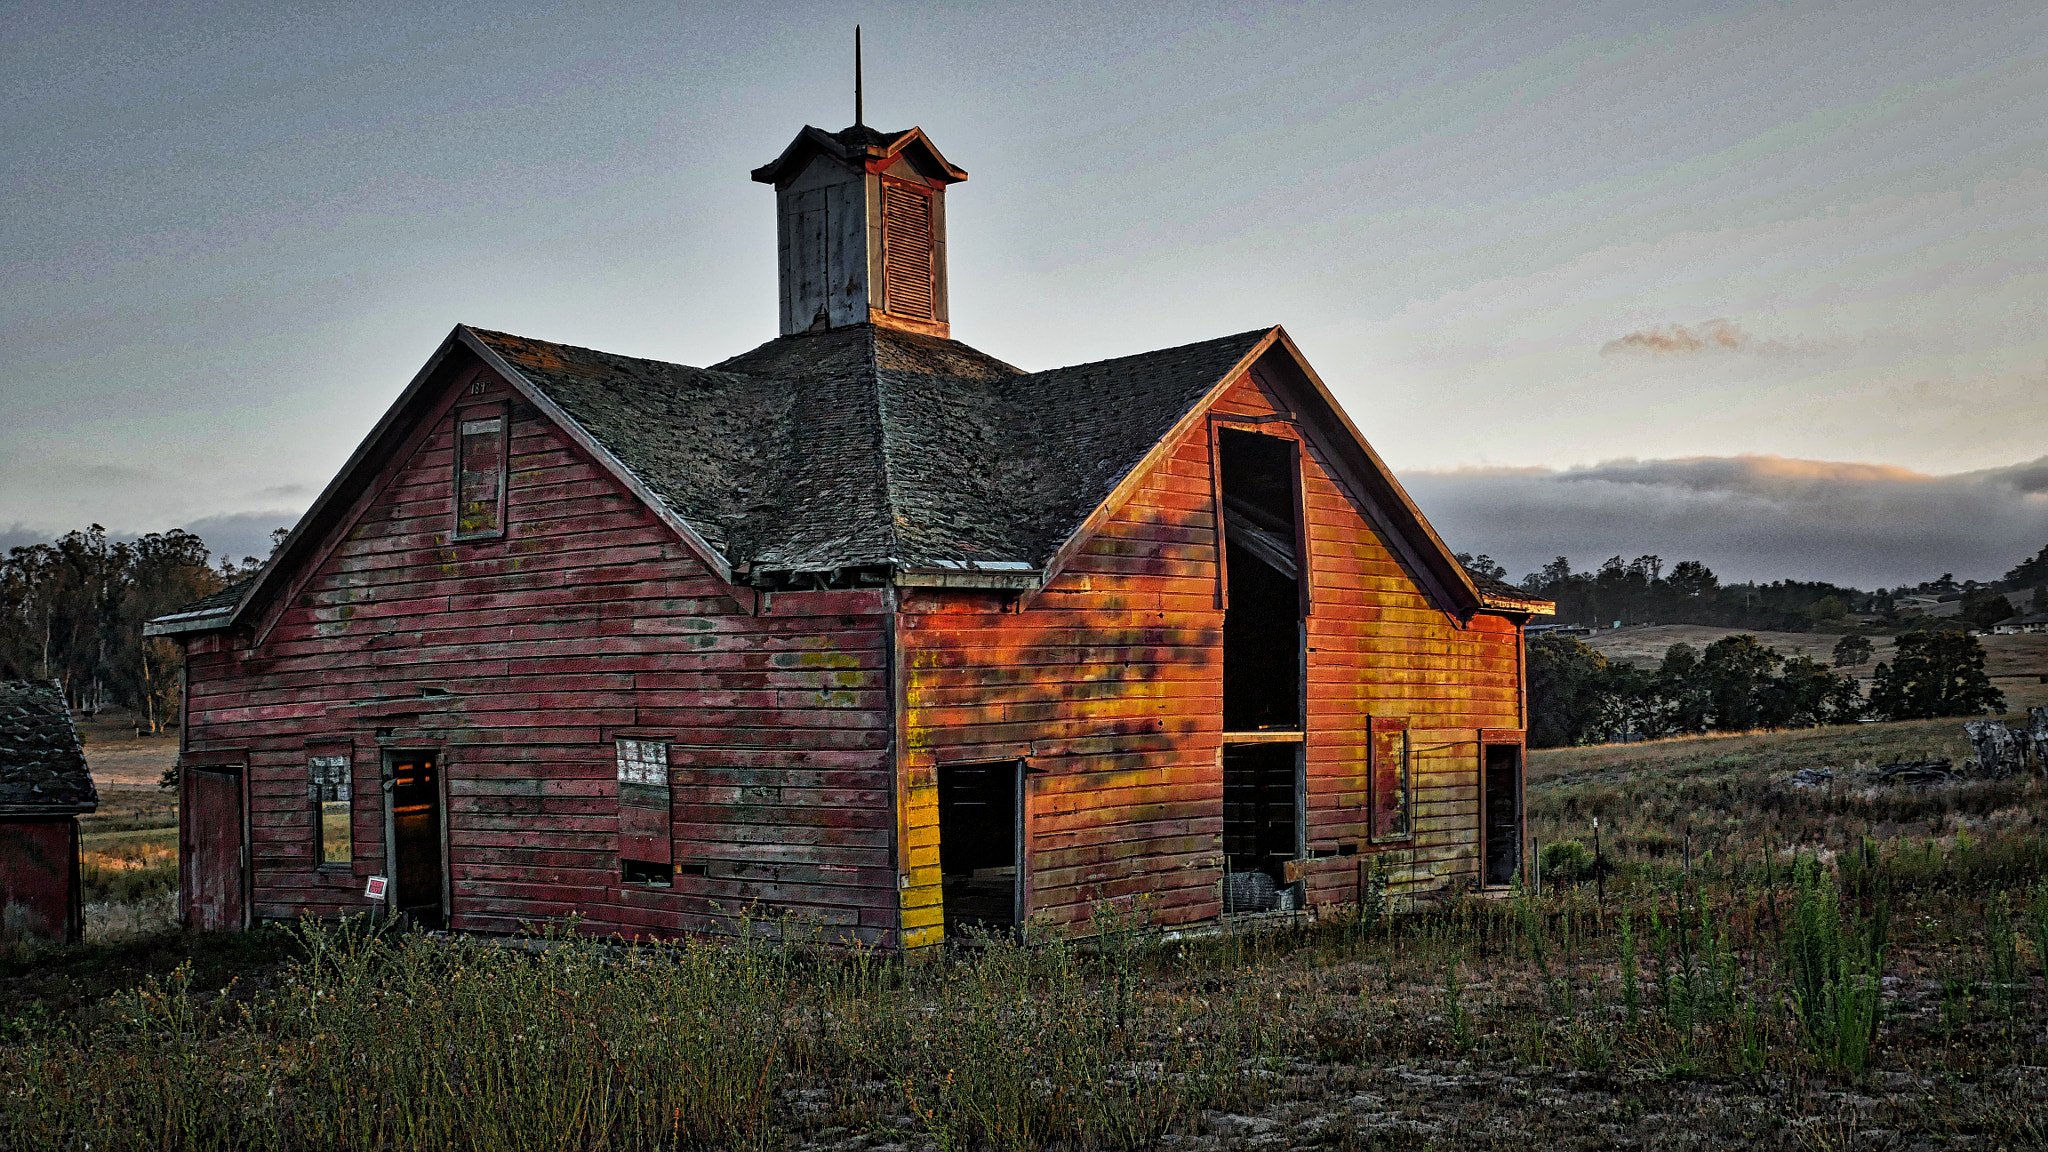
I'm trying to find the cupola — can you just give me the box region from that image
[751,123,967,338]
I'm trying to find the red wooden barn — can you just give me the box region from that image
[0,680,97,944]
[149,118,1551,946]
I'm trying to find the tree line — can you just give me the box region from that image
[0,526,276,731]
[1459,542,2048,633]
[1528,629,2006,748]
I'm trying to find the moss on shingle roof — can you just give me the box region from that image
[0,681,95,814]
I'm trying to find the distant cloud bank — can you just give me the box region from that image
[1405,454,2048,589]
[0,511,299,568]
[7,456,2045,594]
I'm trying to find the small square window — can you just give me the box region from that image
[320,800,351,865]
[615,738,669,785]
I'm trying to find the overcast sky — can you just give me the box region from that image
[4,1,2044,586]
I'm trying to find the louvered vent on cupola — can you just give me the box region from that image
[881,184,937,321]
[751,122,967,339]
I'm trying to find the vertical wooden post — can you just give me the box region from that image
[1593,817,1604,904]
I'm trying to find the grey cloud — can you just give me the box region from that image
[1986,461,2048,495]
[176,511,301,564]
[0,524,51,552]
[1405,454,2048,588]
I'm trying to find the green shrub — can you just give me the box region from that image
[1541,839,1596,883]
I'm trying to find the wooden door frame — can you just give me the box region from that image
[179,756,250,931]
[1478,730,1526,890]
[379,747,449,925]
[1009,760,1030,934]
[933,757,1030,939]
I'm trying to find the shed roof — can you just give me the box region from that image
[143,577,256,635]
[0,681,96,815]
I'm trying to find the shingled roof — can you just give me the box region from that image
[144,577,256,636]
[0,681,96,814]
[470,324,1273,579]
[151,320,1551,629]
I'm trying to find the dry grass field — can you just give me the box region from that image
[1585,625,2048,711]
[71,709,181,941]
[2,712,2045,1150]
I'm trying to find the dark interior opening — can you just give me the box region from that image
[1220,429,1303,731]
[621,859,671,885]
[1222,743,1299,885]
[937,761,1020,937]
[1483,744,1522,887]
[388,753,444,929]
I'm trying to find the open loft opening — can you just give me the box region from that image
[936,760,1022,938]
[1219,428,1305,732]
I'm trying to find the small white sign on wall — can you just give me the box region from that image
[364,875,389,900]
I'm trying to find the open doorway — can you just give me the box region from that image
[1222,742,1300,909]
[1219,429,1304,731]
[385,752,445,928]
[936,760,1022,938]
[1482,743,1522,888]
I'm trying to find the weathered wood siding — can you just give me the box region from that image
[179,353,898,942]
[898,357,1524,941]
[0,817,82,944]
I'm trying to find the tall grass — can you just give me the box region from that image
[0,909,1289,1152]
[6,851,2047,1148]
[1781,857,1888,1071]
[7,720,2048,1148]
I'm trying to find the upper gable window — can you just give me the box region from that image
[454,404,508,540]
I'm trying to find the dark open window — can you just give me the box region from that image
[616,739,672,886]
[937,760,1022,937]
[1220,429,1305,731]
[454,406,507,540]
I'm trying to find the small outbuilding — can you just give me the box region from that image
[0,680,97,943]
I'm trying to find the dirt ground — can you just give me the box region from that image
[1583,626,2048,712]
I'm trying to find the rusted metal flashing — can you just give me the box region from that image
[893,561,1039,590]
[143,608,238,636]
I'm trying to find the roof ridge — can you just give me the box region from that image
[1017,327,1277,380]
[862,328,912,564]
[462,325,762,384]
